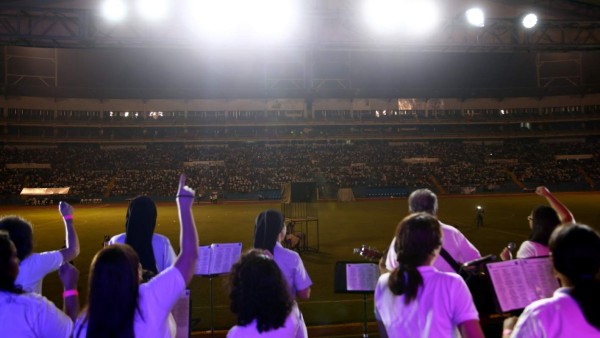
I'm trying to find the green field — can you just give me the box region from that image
[2,192,600,333]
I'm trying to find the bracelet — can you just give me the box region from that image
[502,329,513,337]
[63,215,73,220]
[63,289,79,298]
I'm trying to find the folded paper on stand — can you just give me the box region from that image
[195,243,242,276]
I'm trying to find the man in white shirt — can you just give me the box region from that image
[384,189,480,273]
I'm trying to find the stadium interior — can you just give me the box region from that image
[2,0,600,337]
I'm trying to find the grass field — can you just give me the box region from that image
[2,192,600,334]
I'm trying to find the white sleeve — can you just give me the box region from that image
[516,241,535,259]
[455,234,480,263]
[141,266,186,316]
[450,277,479,325]
[511,306,545,338]
[384,239,398,271]
[293,255,312,292]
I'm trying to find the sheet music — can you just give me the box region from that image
[194,243,242,275]
[520,257,560,300]
[195,246,212,275]
[209,243,242,275]
[487,257,558,312]
[346,263,379,291]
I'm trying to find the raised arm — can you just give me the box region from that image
[58,262,80,322]
[58,201,80,263]
[536,186,575,225]
[173,174,199,285]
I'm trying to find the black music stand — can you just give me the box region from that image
[195,242,243,337]
[334,261,379,338]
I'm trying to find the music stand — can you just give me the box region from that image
[334,261,379,338]
[195,242,243,337]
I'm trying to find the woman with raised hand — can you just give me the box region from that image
[500,186,574,260]
[108,195,176,279]
[504,224,600,337]
[375,213,484,338]
[74,174,199,338]
[0,230,79,337]
[253,209,312,301]
[0,201,80,294]
[227,249,306,338]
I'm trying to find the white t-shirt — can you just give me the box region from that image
[109,233,176,272]
[273,242,312,299]
[16,251,64,294]
[74,266,185,338]
[0,290,73,338]
[227,303,307,338]
[375,266,479,338]
[512,288,600,338]
[516,240,549,259]
[385,221,481,273]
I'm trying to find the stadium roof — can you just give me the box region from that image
[0,0,599,99]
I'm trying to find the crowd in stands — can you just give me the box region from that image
[1,138,599,200]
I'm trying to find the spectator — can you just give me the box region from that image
[253,209,312,300]
[108,195,176,278]
[0,230,79,337]
[227,249,306,338]
[73,174,198,338]
[375,213,484,338]
[0,201,80,293]
[504,224,600,337]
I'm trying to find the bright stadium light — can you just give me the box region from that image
[237,0,299,40]
[365,0,439,35]
[401,0,439,34]
[522,13,538,29]
[185,0,237,38]
[137,0,170,21]
[466,8,485,27]
[364,0,405,32]
[101,0,128,22]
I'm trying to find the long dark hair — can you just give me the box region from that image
[0,231,24,294]
[229,249,293,333]
[550,224,600,330]
[253,210,285,254]
[529,206,560,245]
[82,244,140,338]
[0,216,34,261]
[388,213,442,304]
[125,196,158,275]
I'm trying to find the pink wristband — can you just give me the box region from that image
[502,329,513,337]
[63,215,73,220]
[63,289,79,298]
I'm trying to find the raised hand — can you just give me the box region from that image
[58,201,74,218]
[176,174,196,209]
[535,186,550,197]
